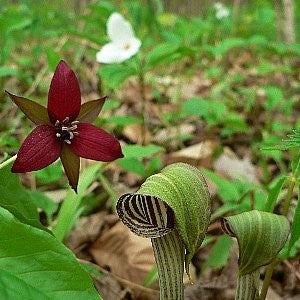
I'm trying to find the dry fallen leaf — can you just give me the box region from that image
[89,221,155,286]
[152,124,195,145]
[167,140,216,167]
[213,147,259,183]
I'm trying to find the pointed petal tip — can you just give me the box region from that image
[71,185,78,194]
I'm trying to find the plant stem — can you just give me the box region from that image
[259,176,296,300]
[151,230,184,300]
[138,57,147,145]
[259,260,276,300]
[236,270,260,300]
[0,155,17,169]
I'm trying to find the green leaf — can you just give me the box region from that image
[0,164,47,232]
[264,176,287,212]
[143,266,158,287]
[98,65,136,90]
[145,42,180,68]
[203,169,240,202]
[34,161,62,184]
[121,144,164,159]
[262,86,283,111]
[46,47,60,71]
[202,235,232,270]
[117,157,146,176]
[0,207,100,299]
[222,210,290,275]
[0,67,19,77]
[104,116,143,126]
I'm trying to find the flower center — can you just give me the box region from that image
[123,43,130,50]
[55,117,79,144]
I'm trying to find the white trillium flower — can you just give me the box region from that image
[96,13,141,64]
[214,2,230,19]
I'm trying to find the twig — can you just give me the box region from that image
[78,259,159,295]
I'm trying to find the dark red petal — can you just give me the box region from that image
[60,144,80,193]
[47,60,81,123]
[77,96,107,123]
[11,125,61,172]
[6,91,51,125]
[70,123,123,162]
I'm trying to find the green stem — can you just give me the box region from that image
[0,155,17,169]
[236,270,260,300]
[137,57,147,145]
[151,230,184,300]
[259,176,296,300]
[98,173,118,207]
[259,260,276,300]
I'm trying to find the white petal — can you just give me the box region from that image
[96,40,140,64]
[107,13,136,45]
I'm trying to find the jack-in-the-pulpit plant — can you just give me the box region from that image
[117,163,211,300]
[96,12,141,64]
[222,210,290,300]
[6,60,123,191]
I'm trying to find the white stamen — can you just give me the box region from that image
[71,121,79,125]
[74,132,79,135]
[69,132,74,140]
[63,117,70,123]
[56,133,61,137]
[55,120,60,126]
[61,126,68,131]
[64,139,71,144]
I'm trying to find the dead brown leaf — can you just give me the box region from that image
[167,140,216,168]
[89,221,155,286]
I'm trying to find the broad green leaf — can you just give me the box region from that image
[121,144,164,159]
[104,116,143,126]
[0,207,100,299]
[34,161,62,184]
[0,269,47,300]
[0,67,19,77]
[145,42,180,68]
[202,235,232,270]
[117,157,146,176]
[264,176,287,212]
[98,65,136,90]
[222,210,289,275]
[203,169,240,202]
[137,163,211,272]
[0,164,47,232]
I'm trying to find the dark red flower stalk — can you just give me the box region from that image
[6,60,123,192]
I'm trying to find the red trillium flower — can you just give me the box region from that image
[6,60,123,192]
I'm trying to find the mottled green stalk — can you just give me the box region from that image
[152,230,184,300]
